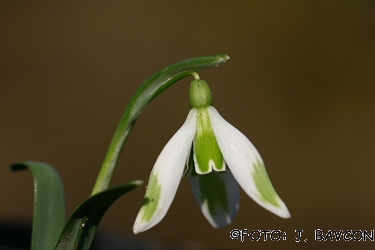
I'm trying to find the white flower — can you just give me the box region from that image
[133,79,290,234]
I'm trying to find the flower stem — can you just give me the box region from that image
[91,54,230,195]
[190,71,200,80]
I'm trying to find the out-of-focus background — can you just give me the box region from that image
[1,1,375,249]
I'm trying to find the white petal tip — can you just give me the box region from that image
[265,200,291,219]
[132,217,149,234]
[278,207,291,219]
[133,223,144,235]
[133,214,157,234]
[277,210,291,219]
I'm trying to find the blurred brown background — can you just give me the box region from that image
[1,1,375,249]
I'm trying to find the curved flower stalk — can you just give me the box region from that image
[133,77,290,234]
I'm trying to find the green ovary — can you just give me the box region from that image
[189,79,213,109]
[193,108,225,174]
[140,173,161,222]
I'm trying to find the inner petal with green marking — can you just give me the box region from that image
[193,108,225,174]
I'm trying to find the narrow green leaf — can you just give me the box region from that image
[92,54,230,195]
[11,161,65,250]
[55,180,142,250]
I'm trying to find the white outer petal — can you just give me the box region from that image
[189,170,239,228]
[208,106,290,218]
[133,109,197,234]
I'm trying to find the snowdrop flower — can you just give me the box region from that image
[133,77,290,234]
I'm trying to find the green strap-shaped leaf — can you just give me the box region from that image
[92,54,230,195]
[55,180,142,250]
[11,161,65,250]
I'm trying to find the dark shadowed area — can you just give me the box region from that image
[1,1,375,249]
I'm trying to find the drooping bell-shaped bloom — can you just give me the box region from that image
[133,78,290,234]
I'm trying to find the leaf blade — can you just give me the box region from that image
[11,161,65,250]
[55,180,142,250]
